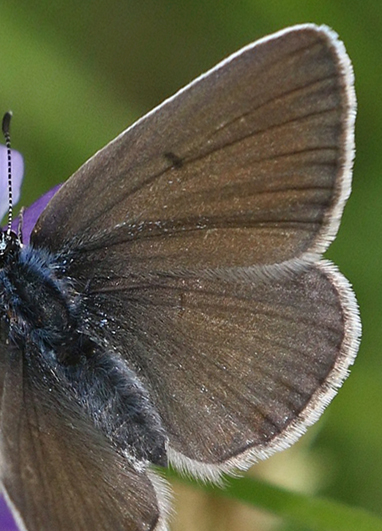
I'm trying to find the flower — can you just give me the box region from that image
[12,184,62,243]
[0,144,61,244]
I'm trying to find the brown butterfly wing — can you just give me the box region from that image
[0,345,169,531]
[74,261,359,479]
[32,25,355,274]
[29,25,358,480]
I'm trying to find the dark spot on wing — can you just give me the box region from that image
[164,151,183,168]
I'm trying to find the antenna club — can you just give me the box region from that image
[2,111,13,137]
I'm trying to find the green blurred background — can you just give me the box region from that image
[0,1,380,530]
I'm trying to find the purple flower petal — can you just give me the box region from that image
[0,496,19,531]
[1,144,61,243]
[12,184,62,244]
[0,145,24,221]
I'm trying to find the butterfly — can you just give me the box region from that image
[0,23,360,531]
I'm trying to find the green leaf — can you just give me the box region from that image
[166,470,382,531]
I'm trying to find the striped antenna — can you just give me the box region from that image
[2,111,14,236]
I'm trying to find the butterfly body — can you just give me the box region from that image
[0,233,167,472]
[0,239,77,355]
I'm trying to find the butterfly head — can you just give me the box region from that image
[0,230,21,265]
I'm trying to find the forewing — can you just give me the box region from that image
[80,261,360,479]
[32,25,355,271]
[0,346,169,531]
